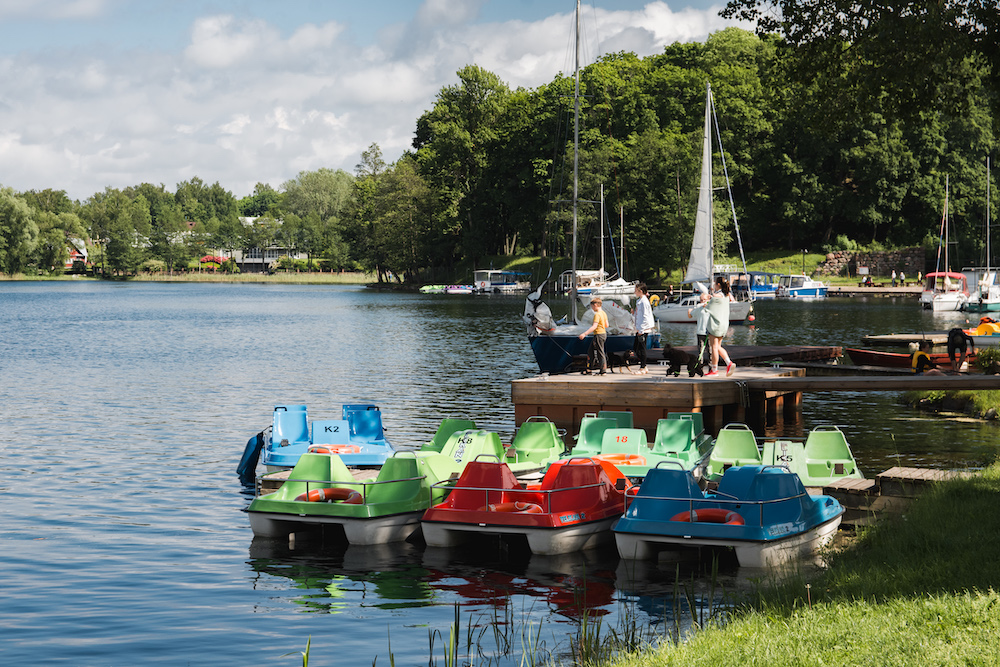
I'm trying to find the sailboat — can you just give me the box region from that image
[653,83,754,324]
[522,0,658,374]
[920,175,969,311]
[964,158,1000,313]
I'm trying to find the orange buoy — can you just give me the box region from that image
[295,487,363,503]
[481,501,544,514]
[670,508,744,525]
[307,444,362,454]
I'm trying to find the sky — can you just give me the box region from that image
[0,0,745,201]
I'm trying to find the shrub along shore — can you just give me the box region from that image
[604,462,1000,666]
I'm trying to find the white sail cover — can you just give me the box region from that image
[683,84,714,285]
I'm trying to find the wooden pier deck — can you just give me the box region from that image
[513,345,1000,436]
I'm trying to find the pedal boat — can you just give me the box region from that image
[557,412,712,479]
[238,403,394,484]
[614,464,844,567]
[421,456,634,555]
[246,428,507,544]
[703,423,863,487]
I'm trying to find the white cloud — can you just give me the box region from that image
[0,1,741,201]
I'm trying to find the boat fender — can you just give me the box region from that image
[650,294,660,307]
[481,501,544,514]
[295,487,363,503]
[670,508,744,525]
[308,444,362,455]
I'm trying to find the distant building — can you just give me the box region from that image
[64,238,88,270]
[225,217,306,273]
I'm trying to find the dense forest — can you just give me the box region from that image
[0,2,996,283]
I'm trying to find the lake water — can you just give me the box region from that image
[2,282,996,666]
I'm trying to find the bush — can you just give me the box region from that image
[975,347,1000,374]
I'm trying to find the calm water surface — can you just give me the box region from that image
[1,282,996,666]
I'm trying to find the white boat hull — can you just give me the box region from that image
[421,516,618,556]
[615,514,842,568]
[247,510,421,545]
[920,293,968,311]
[654,300,752,324]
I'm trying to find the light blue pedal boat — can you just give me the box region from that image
[615,464,844,567]
[238,403,394,485]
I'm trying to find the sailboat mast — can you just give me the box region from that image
[599,184,605,277]
[945,175,950,273]
[988,157,992,274]
[571,0,580,323]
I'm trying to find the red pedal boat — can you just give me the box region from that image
[421,457,634,555]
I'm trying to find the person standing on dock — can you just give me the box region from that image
[705,277,736,377]
[632,283,655,374]
[947,327,976,373]
[891,270,897,287]
[578,297,609,375]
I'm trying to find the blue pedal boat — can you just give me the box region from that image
[614,465,844,567]
[238,403,394,485]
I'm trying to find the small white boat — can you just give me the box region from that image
[445,284,474,294]
[654,291,752,324]
[920,272,969,311]
[775,274,828,298]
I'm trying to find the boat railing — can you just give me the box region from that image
[639,489,811,527]
[263,475,430,504]
[428,480,613,514]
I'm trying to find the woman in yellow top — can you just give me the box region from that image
[578,297,609,375]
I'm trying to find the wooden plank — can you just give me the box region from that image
[744,375,1000,391]
[862,332,949,347]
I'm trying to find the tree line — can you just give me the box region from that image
[1,18,996,282]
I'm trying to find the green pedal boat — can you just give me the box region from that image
[247,426,509,544]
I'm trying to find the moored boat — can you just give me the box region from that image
[702,423,863,488]
[920,272,969,311]
[421,456,634,555]
[846,347,971,369]
[775,274,828,298]
[614,464,844,567]
[246,427,509,544]
[237,403,394,485]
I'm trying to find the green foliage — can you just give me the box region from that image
[0,187,39,274]
[975,347,1000,374]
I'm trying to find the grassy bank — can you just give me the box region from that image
[605,464,1000,666]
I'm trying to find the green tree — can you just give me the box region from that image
[34,211,86,272]
[82,188,152,276]
[0,187,39,274]
[238,182,282,217]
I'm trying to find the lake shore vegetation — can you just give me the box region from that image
[1,9,995,285]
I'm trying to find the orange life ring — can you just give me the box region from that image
[481,501,544,514]
[594,453,647,466]
[295,487,363,504]
[308,445,362,454]
[670,508,744,525]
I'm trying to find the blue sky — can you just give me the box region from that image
[0,0,744,200]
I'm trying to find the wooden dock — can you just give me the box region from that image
[861,331,949,347]
[824,467,973,528]
[512,365,807,436]
[512,345,1000,437]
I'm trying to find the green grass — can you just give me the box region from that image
[604,464,1000,666]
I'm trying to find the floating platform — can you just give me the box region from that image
[861,331,949,347]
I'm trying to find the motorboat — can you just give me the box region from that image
[421,456,634,555]
[702,423,863,488]
[445,284,474,294]
[473,269,531,294]
[237,403,394,485]
[920,272,969,311]
[614,464,844,567]
[246,427,510,544]
[775,274,828,298]
[418,284,446,293]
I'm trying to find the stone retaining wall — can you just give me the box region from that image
[817,247,926,278]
